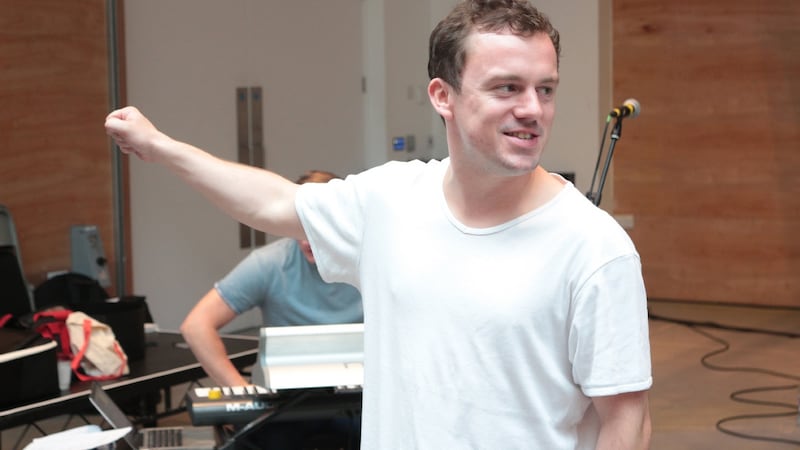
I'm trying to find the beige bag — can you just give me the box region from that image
[66,311,129,380]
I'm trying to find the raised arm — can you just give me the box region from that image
[105,106,305,240]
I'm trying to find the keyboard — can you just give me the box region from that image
[143,428,182,447]
[186,385,276,426]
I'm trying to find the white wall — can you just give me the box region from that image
[536,0,607,195]
[384,0,435,161]
[125,0,607,330]
[362,0,389,169]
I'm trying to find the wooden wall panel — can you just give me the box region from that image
[0,0,119,293]
[613,0,800,305]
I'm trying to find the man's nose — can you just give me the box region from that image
[513,89,543,119]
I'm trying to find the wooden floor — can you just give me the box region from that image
[3,299,799,449]
[647,299,800,449]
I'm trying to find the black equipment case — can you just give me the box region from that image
[0,328,59,408]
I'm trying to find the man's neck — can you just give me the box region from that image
[442,164,564,228]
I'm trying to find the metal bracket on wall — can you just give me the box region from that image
[236,86,267,249]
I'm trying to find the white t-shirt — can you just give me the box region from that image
[296,158,652,449]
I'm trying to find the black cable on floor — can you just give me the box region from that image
[731,385,800,409]
[648,312,800,339]
[648,297,800,312]
[716,411,800,447]
[668,322,800,446]
[689,325,800,382]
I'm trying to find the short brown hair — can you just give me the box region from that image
[428,0,561,93]
[295,170,340,185]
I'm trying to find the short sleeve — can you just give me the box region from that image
[569,254,652,397]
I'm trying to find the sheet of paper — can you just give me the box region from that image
[24,424,131,450]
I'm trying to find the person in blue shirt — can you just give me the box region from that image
[180,170,363,449]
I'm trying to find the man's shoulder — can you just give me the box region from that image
[545,186,636,250]
[254,237,296,252]
[351,158,447,198]
[357,158,446,181]
[249,238,302,265]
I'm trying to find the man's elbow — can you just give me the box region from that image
[627,395,652,450]
[638,406,652,449]
[594,390,652,450]
[179,314,199,341]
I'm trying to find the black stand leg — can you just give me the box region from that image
[587,117,626,207]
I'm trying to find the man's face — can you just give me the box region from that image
[437,31,559,177]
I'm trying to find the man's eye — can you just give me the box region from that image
[537,86,554,97]
[497,84,518,93]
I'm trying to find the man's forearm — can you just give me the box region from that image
[181,324,248,386]
[595,418,651,450]
[106,106,304,240]
[155,137,303,240]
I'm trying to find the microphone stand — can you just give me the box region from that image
[586,116,626,207]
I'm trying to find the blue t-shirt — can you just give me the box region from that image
[215,238,362,326]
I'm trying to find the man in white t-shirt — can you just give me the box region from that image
[105,1,652,448]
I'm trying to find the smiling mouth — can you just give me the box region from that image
[504,131,536,140]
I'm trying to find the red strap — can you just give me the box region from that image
[71,318,128,381]
[33,310,73,358]
[0,313,11,328]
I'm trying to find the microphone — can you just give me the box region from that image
[609,98,641,119]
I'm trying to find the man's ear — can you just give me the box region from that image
[428,78,454,120]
